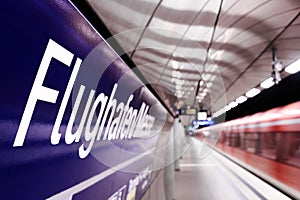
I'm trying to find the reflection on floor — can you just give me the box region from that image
[213,141,300,196]
[174,138,291,200]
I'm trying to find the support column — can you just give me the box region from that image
[164,124,175,200]
[174,118,180,171]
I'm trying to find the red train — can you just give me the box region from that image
[201,101,300,167]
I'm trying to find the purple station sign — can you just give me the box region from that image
[0,1,168,199]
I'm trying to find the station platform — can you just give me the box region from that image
[174,138,292,200]
[210,141,300,198]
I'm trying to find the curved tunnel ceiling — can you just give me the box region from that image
[86,0,300,116]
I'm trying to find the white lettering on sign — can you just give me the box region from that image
[127,166,151,200]
[13,39,155,159]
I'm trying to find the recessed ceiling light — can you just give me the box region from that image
[229,101,238,108]
[260,77,274,89]
[245,88,261,98]
[285,58,300,74]
[225,105,231,111]
[206,82,212,88]
[236,95,247,104]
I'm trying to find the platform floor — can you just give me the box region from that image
[214,141,300,194]
[174,138,291,200]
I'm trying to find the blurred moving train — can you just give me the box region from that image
[199,100,300,168]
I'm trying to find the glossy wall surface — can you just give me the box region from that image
[0,1,170,199]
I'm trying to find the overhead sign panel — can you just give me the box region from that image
[181,107,197,115]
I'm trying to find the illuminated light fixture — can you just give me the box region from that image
[225,105,231,112]
[236,95,247,104]
[206,82,212,88]
[172,60,179,69]
[172,70,182,78]
[210,75,216,82]
[245,88,260,98]
[203,74,211,81]
[199,92,206,97]
[175,90,184,98]
[218,109,223,114]
[200,80,204,86]
[229,101,238,108]
[213,113,219,118]
[284,58,300,74]
[218,108,225,115]
[191,87,194,91]
[260,77,274,89]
